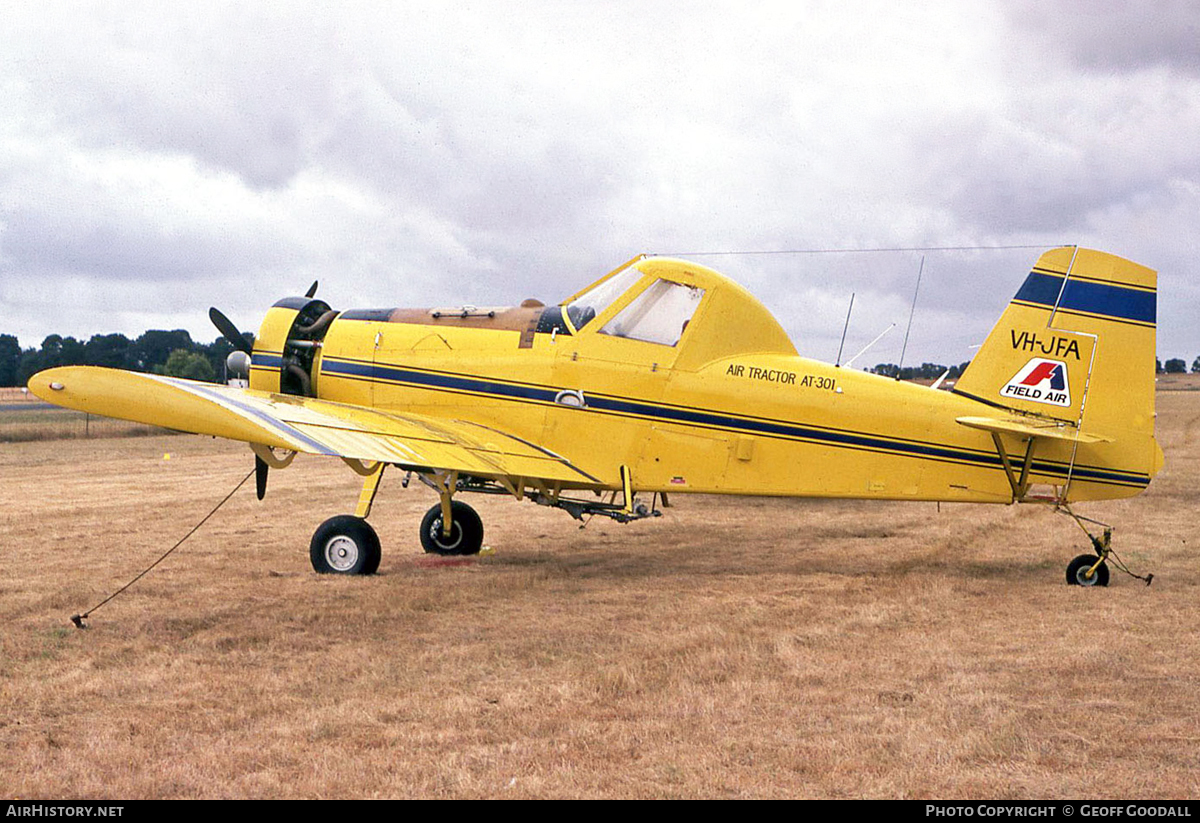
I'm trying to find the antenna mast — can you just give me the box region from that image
[897,254,925,378]
[835,292,855,367]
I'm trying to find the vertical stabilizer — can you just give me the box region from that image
[953,247,1160,482]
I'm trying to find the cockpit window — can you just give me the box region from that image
[599,279,705,346]
[564,265,644,331]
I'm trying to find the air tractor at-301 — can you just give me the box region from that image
[31,247,1163,586]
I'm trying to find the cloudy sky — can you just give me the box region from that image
[1,1,1196,366]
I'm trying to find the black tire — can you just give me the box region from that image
[310,515,381,575]
[419,501,484,556]
[1066,553,1110,587]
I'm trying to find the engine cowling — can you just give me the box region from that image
[250,297,337,397]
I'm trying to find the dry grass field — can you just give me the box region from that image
[1,385,1198,798]
[0,405,169,442]
[0,387,170,442]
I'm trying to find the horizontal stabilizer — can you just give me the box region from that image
[956,415,1113,444]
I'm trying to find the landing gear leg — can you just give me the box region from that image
[420,501,484,556]
[309,462,387,575]
[415,471,484,556]
[1057,506,1153,587]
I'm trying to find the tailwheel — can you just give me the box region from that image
[1066,553,1110,587]
[420,501,484,556]
[311,515,381,575]
[1056,506,1153,587]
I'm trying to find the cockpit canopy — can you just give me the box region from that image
[566,264,704,347]
[561,256,796,369]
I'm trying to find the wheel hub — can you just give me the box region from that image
[429,519,463,550]
[324,535,359,572]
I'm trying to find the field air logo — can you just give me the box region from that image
[1000,358,1071,407]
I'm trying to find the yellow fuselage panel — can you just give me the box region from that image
[312,317,1152,502]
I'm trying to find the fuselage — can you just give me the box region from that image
[22,249,1163,585]
[250,271,1153,505]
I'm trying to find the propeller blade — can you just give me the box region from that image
[255,455,269,501]
[209,307,253,354]
[305,280,319,298]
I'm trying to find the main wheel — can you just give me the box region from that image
[420,501,484,556]
[310,515,381,575]
[1066,553,1110,587]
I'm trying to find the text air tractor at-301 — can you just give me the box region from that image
[29,247,1164,586]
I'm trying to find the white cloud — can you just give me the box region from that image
[0,1,1195,361]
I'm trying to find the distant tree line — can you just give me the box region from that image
[1158,357,1199,375]
[3,329,1199,388]
[869,358,1200,381]
[0,330,240,387]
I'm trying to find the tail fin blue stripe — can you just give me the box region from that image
[1013,271,1156,325]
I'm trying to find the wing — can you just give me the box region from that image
[28,366,599,484]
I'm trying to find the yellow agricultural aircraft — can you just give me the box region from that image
[29,247,1162,586]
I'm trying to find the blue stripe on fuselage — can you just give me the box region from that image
[319,357,1149,488]
[251,353,284,369]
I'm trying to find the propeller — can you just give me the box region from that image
[305,280,318,298]
[209,307,253,354]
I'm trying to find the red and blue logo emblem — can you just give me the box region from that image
[1001,358,1071,407]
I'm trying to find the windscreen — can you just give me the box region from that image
[599,279,705,346]
[563,266,644,330]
